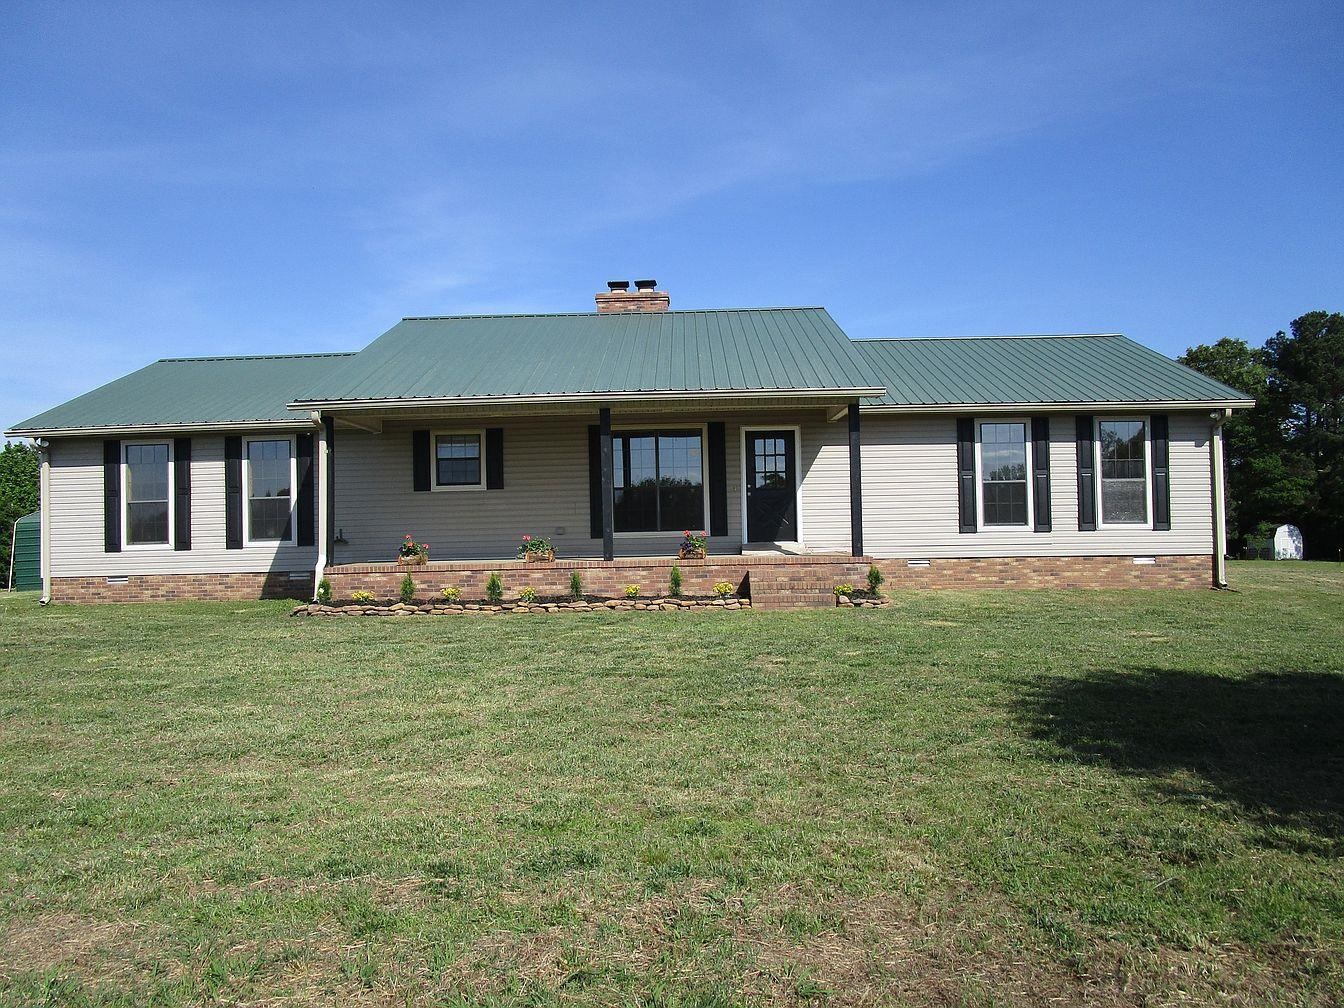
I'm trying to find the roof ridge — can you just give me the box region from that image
[158,351,358,362]
[400,307,826,321]
[854,333,1124,342]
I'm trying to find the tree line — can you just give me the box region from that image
[1180,310,1343,560]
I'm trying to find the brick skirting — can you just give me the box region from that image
[872,554,1212,589]
[51,571,314,603]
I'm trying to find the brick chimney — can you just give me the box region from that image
[595,278,670,313]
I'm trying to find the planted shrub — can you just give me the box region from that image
[669,565,683,598]
[568,570,583,600]
[350,590,376,603]
[486,572,504,603]
[834,583,855,597]
[713,581,735,598]
[441,586,461,601]
[315,578,332,604]
[624,584,640,598]
[400,574,416,604]
[518,586,538,603]
[867,564,885,595]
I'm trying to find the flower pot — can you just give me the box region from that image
[524,550,555,563]
[398,553,428,566]
[678,547,706,560]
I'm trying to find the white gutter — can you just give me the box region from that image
[287,386,887,412]
[1210,409,1231,589]
[4,419,313,439]
[37,441,51,605]
[313,414,329,600]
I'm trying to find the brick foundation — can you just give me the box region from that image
[51,571,314,603]
[872,554,1212,589]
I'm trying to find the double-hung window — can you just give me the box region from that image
[977,421,1030,526]
[245,438,294,542]
[613,430,705,533]
[434,432,483,489]
[124,442,171,546]
[1097,418,1148,524]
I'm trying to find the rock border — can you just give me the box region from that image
[836,594,890,608]
[292,595,751,617]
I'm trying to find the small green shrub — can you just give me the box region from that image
[867,564,885,595]
[518,586,538,603]
[669,565,683,598]
[350,590,376,603]
[568,570,583,600]
[713,581,735,598]
[834,583,855,597]
[441,586,461,601]
[315,578,332,603]
[486,572,503,603]
[399,574,416,604]
[625,584,640,598]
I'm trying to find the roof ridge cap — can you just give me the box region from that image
[400,307,827,321]
[157,351,358,362]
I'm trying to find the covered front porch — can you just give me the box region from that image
[311,397,869,580]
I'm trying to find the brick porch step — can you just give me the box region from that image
[747,575,839,610]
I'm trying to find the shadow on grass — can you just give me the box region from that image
[1021,668,1344,842]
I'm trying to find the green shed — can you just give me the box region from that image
[9,511,40,592]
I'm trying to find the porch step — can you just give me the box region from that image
[747,574,837,610]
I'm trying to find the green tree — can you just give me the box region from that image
[0,441,40,579]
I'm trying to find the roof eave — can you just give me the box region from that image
[5,418,317,438]
[288,387,888,411]
[859,398,1256,413]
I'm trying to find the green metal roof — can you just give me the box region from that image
[6,353,353,435]
[290,308,885,406]
[854,334,1253,408]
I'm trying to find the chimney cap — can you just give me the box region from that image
[607,280,630,291]
[634,278,657,291]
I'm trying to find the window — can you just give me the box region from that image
[124,442,171,545]
[246,438,293,542]
[978,421,1029,526]
[613,430,705,533]
[434,432,483,489]
[1097,418,1148,524]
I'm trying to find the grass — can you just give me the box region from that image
[0,561,1341,1006]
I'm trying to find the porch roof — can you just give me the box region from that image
[288,308,885,410]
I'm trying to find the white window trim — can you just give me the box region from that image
[612,423,712,538]
[739,424,805,546]
[122,440,174,550]
[243,434,298,546]
[431,428,487,492]
[1094,414,1152,528]
[974,418,1033,530]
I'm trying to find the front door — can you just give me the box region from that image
[745,430,798,542]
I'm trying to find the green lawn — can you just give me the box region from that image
[1,562,1341,1007]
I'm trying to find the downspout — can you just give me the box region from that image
[1209,409,1230,589]
[313,412,329,600]
[37,439,51,605]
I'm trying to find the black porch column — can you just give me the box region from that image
[599,407,615,561]
[848,402,864,557]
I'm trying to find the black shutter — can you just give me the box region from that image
[412,430,431,491]
[707,421,727,537]
[1076,415,1096,532]
[296,432,315,547]
[956,418,976,533]
[1151,413,1171,531]
[587,424,602,539]
[103,439,122,553]
[323,416,336,557]
[225,435,243,549]
[485,428,504,489]
[1030,417,1052,532]
[173,437,191,550]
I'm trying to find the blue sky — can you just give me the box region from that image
[3,1,1341,426]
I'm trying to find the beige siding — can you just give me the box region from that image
[48,435,317,577]
[855,412,1216,558]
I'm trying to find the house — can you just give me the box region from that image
[6,281,1253,606]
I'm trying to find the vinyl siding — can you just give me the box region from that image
[47,435,317,576]
[848,411,1215,558]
